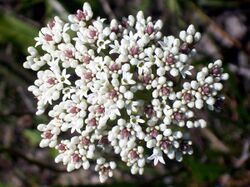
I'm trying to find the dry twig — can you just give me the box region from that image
[0,146,67,173]
[201,128,230,153]
[189,1,242,49]
[99,0,116,20]
[232,139,250,168]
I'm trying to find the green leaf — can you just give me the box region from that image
[165,0,181,15]
[23,129,41,146]
[184,157,225,182]
[52,183,139,187]
[0,12,38,53]
[34,115,49,125]
[0,183,14,187]
[197,0,237,7]
[49,148,58,158]
[139,0,151,12]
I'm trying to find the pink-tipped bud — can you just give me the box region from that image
[48,20,55,29]
[82,54,91,64]
[109,90,118,99]
[82,137,90,146]
[143,74,151,84]
[44,34,53,41]
[130,46,139,56]
[201,85,210,95]
[121,128,130,139]
[69,106,79,114]
[129,150,139,159]
[44,131,53,139]
[72,153,81,163]
[211,66,221,76]
[146,25,154,35]
[183,92,192,101]
[165,54,175,65]
[160,87,170,95]
[110,63,119,72]
[89,29,98,39]
[76,10,86,21]
[89,118,97,126]
[161,140,171,150]
[83,71,93,80]
[58,143,66,151]
[173,112,183,121]
[47,77,57,85]
[150,128,158,138]
[96,106,105,114]
[145,105,154,117]
[65,50,74,58]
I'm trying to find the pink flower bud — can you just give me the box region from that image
[48,20,55,29]
[130,46,139,56]
[173,112,183,121]
[72,153,81,163]
[82,137,90,146]
[82,54,91,64]
[44,34,53,41]
[165,54,175,65]
[89,118,97,126]
[69,106,79,114]
[150,128,158,138]
[160,87,170,95]
[129,150,139,159]
[121,128,130,139]
[58,143,66,151]
[146,25,154,35]
[65,50,74,58]
[76,10,86,21]
[47,77,57,85]
[44,131,53,139]
[83,72,93,80]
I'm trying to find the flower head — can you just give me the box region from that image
[24,2,228,183]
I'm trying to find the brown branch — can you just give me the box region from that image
[0,145,67,173]
[229,64,250,80]
[0,111,35,117]
[221,171,250,187]
[201,128,230,153]
[232,139,250,168]
[99,0,116,20]
[189,1,242,49]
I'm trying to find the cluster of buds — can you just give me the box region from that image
[24,3,228,183]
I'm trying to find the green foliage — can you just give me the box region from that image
[197,0,237,7]
[23,129,41,146]
[184,157,226,182]
[0,13,38,53]
[49,148,59,159]
[139,0,151,13]
[34,115,50,125]
[165,0,181,15]
[52,183,139,187]
[0,183,14,187]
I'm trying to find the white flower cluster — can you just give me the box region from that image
[23,3,229,183]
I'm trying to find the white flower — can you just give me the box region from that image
[180,65,193,78]
[97,39,111,53]
[68,2,93,24]
[148,148,165,166]
[130,115,145,125]
[121,72,136,85]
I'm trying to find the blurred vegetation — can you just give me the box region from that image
[0,0,250,187]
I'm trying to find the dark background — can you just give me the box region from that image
[0,0,250,186]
